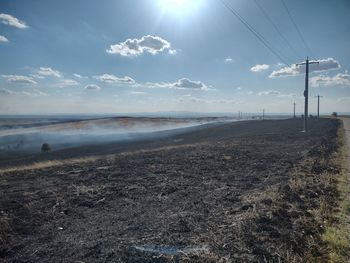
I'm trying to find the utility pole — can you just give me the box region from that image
[296,57,319,132]
[315,95,323,119]
[262,109,265,120]
[293,102,296,118]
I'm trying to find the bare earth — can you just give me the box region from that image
[0,118,341,262]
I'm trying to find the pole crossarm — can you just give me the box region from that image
[295,61,319,66]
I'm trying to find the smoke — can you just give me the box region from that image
[0,117,219,154]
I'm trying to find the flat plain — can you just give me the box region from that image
[0,118,342,262]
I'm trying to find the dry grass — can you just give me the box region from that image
[0,157,99,175]
[321,124,350,263]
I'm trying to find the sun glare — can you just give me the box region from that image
[158,0,202,15]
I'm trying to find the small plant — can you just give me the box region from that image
[41,143,51,153]
[331,112,338,117]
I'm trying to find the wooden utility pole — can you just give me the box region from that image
[316,95,323,119]
[293,102,296,118]
[296,57,319,132]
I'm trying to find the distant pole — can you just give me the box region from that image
[317,95,320,119]
[316,94,323,119]
[296,57,319,132]
[262,109,265,120]
[304,57,309,131]
[293,102,296,118]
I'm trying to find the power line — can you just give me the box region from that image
[219,0,291,66]
[280,0,314,58]
[253,0,301,60]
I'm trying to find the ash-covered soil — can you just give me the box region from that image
[0,118,341,262]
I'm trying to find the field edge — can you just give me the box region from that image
[322,120,350,262]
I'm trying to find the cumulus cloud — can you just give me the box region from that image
[310,73,350,87]
[258,90,280,96]
[84,84,101,91]
[172,78,209,90]
[37,67,62,78]
[269,58,340,78]
[250,64,270,72]
[0,35,9,42]
[2,74,37,84]
[95,74,135,84]
[107,35,175,56]
[0,13,27,29]
[143,78,212,91]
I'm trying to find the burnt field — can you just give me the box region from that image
[0,118,342,262]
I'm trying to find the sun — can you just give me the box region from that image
[157,0,202,15]
[159,0,189,9]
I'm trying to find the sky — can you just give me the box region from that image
[0,0,349,115]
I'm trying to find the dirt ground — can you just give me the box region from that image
[0,118,341,262]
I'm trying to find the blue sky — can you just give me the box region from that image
[0,0,349,114]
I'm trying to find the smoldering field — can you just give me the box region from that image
[0,116,226,157]
[0,118,343,262]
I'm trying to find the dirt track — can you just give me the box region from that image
[0,118,341,262]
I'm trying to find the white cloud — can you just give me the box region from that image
[269,58,340,78]
[257,90,296,97]
[175,95,237,104]
[258,90,280,96]
[55,79,79,88]
[73,74,83,78]
[0,88,46,97]
[0,13,28,29]
[250,64,270,72]
[277,93,296,98]
[147,78,211,91]
[29,74,46,79]
[107,35,175,56]
[37,67,62,78]
[95,74,135,84]
[0,35,9,42]
[130,91,146,95]
[168,49,177,55]
[73,73,88,79]
[310,73,350,87]
[172,78,209,90]
[2,75,37,84]
[225,57,233,62]
[20,89,48,97]
[84,84,101,91]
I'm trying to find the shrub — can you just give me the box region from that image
[41,143,51,153]
[331,112,338,117]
